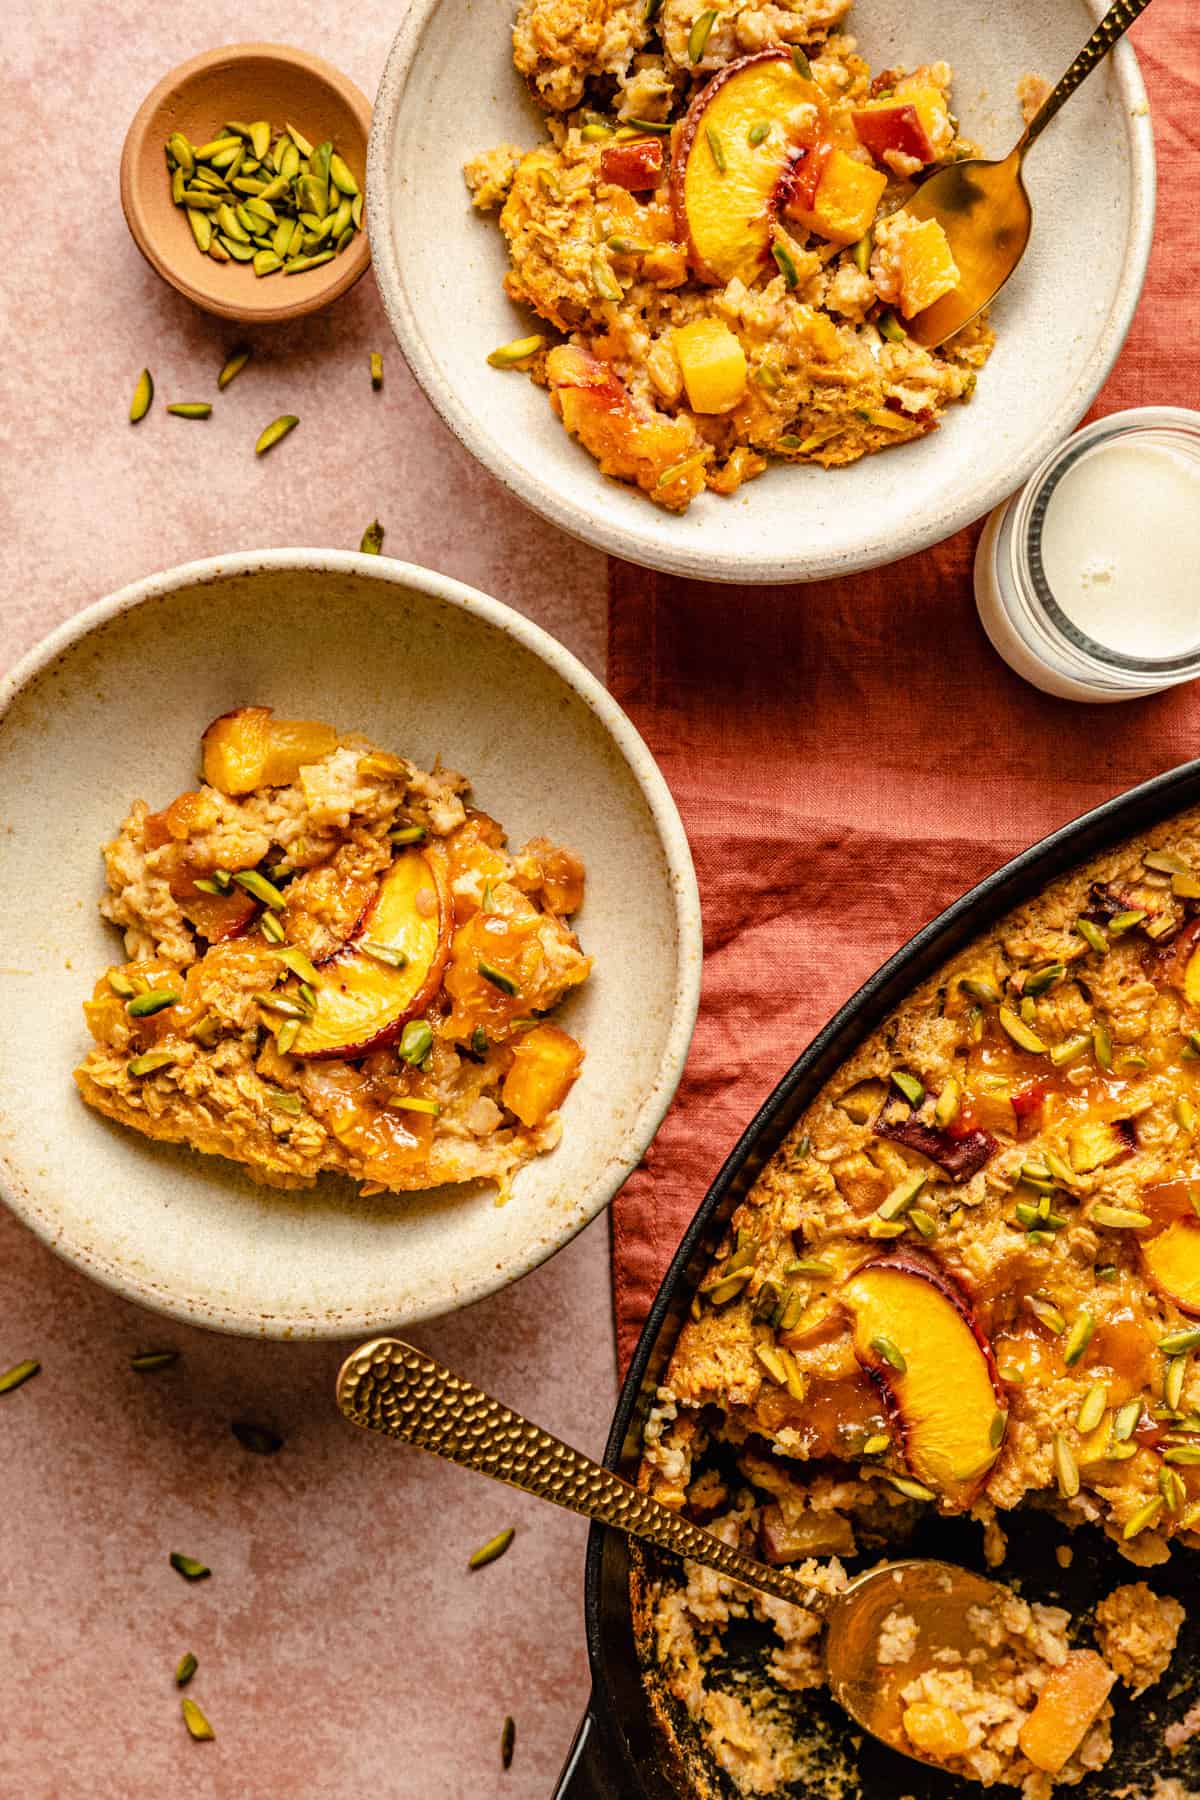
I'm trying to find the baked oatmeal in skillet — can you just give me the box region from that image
[466,0,992,510]
[76,708,590,1197]
[638,811,1200,1791]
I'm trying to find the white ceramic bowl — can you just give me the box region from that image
[0,553,701,1338]
[369,0,1154,584]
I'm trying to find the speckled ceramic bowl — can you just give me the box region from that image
[0,553,701,1338]
[369,0,1154,584]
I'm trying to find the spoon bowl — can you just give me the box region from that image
[905,0,1153,348]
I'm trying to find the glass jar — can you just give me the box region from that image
[974,407,1200,703]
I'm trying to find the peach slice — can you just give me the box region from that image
[201,707,338,796]
[289,847,451,1059]
[1141,1217,1200,1316]
[852,102,936,167]
[841,1252,1004,1509]
[1018,1650,1115,1774]
[673,51,826,285]
[894,216,960,318]
[501,1024,584,1128]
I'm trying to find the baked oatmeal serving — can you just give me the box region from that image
[465,0,993,512]
[637,810,1200,1791]
[76,708,590,1196]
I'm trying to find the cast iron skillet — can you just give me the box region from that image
[554,758,1200,1800]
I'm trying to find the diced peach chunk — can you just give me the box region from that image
[502,1024,585,1127]
[902,1702,970,1761]
[1018,1651,1115,1774]
[787,148,887,246]
[201,707,338,796]
[672,318,747,414]
[852,103,936,167]
[895,216,959,318]
[1141,1216,1200,1315]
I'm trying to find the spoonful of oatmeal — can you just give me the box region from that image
[337,1337,1114,1778]
[901,0,1154,348]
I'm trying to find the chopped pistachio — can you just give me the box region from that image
[1053,1433,1080,1498]
[688,7,717,60]
[1075,917,1109,955]
[255,414,299,455]
[128,1051,176,1077]
[107,970,137,998]
[130,1350,179,1373]
[786,1258,833,1277]
[1112,1399,1142,1442]
[1050,1033,1090,1068]
[862,1433,890,1455]
[959,974,1001,1004]
[478,960,519,996]
[1109,908,1146,934]
[755,1343,788,1386]
[234,868,286,908]
[1165,1353,1188,1412]
[175,1651,198,1688]
[886,1473,935,1502]
[933,1079,960,1127]
[1160,1326,1200,1354]
[790,45,812,78]
[169,1553,211,1582]
[127,987,180,1017]
[1022,962,1065,997]
[1091,1203,1152,1230]
[181,1697,215,1741]
[0,1360,40,1395]
[869,1333,906,1373]
[989,1409,1008,1449]
[1023,1293,1066,1335]
[907,1207,937,1240]
[1075,1383,1108,1433]
[129,368,154,423]
[890,1070,924,1108]
[877,1169,926,1222]
[501,1714,516,1770]
[1123,1496,1164,1540]
[1145,849,1190,875]
[469,1527,515,1570]
[1063,1311,1094,1366]
[999,1006,1046,1053]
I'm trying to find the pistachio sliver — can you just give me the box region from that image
[1053,1432,1080,1498]
[175,1651,198,1688]
[869,1333,906,1373]
[166,403,212,420]
[255,414,299,455]
[487,334,545,370]
[129,368,154,424]
[127,986,180,1017]
[688,7,717,60]
[1159,1326,1200,1354]
[1075,1383,1108,1433]
[705,125,727,172]
[130,1350,180,1373]
[370,350,384,389]
[169,1552,211,1582]
[0,1359,40,1395]
[329,152,359,195]
[233,868,286,908]
[478,959,519,996]
[181,1697,215,1741]
[217,347,251,390]
[469,1526,515,1570]
[388,1095,440,1116]
[998,1005,1047,1053]
[399,1020,435,1065]
[360,519,385,555]
[771,238,800,288]
[501,1715,516,1770]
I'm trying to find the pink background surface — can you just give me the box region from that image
[0,3,613,1796]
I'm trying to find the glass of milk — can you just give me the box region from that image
[975,407,1200,702]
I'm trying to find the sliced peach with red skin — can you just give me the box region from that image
[852,103,936,166]
[1018,1651,1115,1774]
[502,1024,584,1128]
[546,345,706,508]
[201,706,338,796]
[288,846,451,1059]
[840,1251,1005,1510]
[673,51,826,285]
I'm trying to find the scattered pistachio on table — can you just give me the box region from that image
[169,1552,212,1583]
[501,1715,516,1769]
[166,121,363,278]
[130,1350,180,1373]
[370,351,384,389]
[360,520,385,555]
[129,368,154,423]
[217,346,252,390]
[255,414,299,456]
[167,402,212,419]
[468,1526,515,1570]
[175,1652,198,1689]
[181,1696,215,1741]
[0,1359,40,1395]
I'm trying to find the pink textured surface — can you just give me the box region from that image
[0,3,612,1797]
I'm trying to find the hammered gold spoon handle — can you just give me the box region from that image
[1022,0,1156,149]
[336,1336,827,1612]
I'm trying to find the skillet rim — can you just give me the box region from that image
[572,755,1200,1799]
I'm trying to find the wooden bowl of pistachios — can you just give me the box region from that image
[120,43,372,324]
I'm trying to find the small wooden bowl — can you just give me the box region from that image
[120,43,372,324]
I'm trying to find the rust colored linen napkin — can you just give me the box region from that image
[607,1,1200,1372]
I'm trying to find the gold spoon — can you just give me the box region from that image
[337,1336,1009,1769]
[904,0,1154,348]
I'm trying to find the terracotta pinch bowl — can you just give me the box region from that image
[120,42,372,324]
